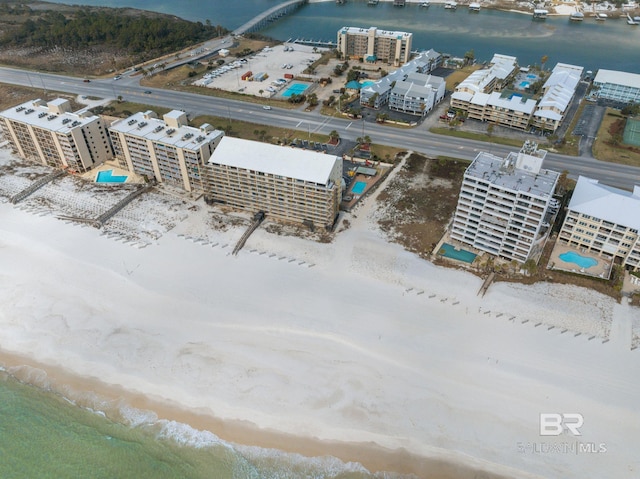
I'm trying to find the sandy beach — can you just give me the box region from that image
[0,147,639,478]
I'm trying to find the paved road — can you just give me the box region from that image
[1,67,638,191]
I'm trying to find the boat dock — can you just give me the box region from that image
[287,38,337,48]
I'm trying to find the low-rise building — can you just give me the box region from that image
[0,98,112,173]
[450,53,518,111]
[202,136,342,229]
[466,91,537,130]
[359,49,444,115]
[532,63,583,132]
[108,110,224,192]
[451,142,559,263]
[337,26,412,66]
[557,176,640,272]
[388,73,445,116]
[593,69,640,104]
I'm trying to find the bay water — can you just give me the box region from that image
[4,1,638,477]
[44,0,640,73]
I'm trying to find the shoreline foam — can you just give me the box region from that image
[0,145,638,478]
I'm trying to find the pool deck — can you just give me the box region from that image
[82,161,144,185]
[547,242,612,279]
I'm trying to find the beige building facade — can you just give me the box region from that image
[0,98,112,173]
[108,110,224,192]
[557,177,640,271]
[337,26,412,66]
[202,137,342,229]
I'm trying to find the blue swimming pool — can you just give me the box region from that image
[526,74,537,79]
[439,243,477,263]
[281,83,309,98]
[519,81,530,89]
[559,251,598,269]
[96,169,128,183]
[351,181,366,195]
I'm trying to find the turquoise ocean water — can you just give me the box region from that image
[0,368,407,478]
[5,1,639,476]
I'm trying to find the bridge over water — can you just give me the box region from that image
[233,0,308,35]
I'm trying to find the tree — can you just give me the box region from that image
[464,49,475,65]
[541,55,549,71]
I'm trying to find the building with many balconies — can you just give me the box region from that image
[0,98,112,173]
[337,26,412,66]
[202,136,343,229]
[593,69,640,104]
[451,142,559,263]
[532,63,583,132]
[359,49,444,114]
[557,176,640,272]
[108,110,224,192]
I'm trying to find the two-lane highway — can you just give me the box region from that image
[1,66,638,191]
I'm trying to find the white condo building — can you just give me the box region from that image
[108,110,224,192]
[558,177,640,272]
[0,98,112,173]
[451,142,559,263]
[359,49,445,115]
[532,63,583,132]
[202,137,343,229]
[337,26,412,66]
[593,69,640,103]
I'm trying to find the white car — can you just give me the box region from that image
[262,106,272,110]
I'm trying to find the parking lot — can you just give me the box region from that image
[192,43,322,99]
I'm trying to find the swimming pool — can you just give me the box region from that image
[439,243,477,263]
[519,81,530,89]
[96,169,128,183]
[281,83,309,98]
[559,251,598,269]
[351,181,366,195]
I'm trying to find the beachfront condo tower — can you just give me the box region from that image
[108,110,224,192]
[201,136,343,229]
[0,98,113,173]
[451,142,560,263]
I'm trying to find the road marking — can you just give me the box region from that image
[345,122,352,130]
[296,121,303,127]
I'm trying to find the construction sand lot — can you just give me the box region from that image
[193,43,323,99]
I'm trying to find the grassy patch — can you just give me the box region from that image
[592,108,640,167]
[429,127,525,148]
[191,115,327,144]
[99,101,172,118]
[445,65,483,91]
[376,153,468,258]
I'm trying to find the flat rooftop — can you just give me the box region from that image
[109,111,223,150]
[0,99,99,134]
[208,136,339,186]
[465,146,559,199]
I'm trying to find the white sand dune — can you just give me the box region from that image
[0,148,638,478]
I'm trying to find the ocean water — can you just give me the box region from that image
[42,0,640,73]
[0,369,408,479]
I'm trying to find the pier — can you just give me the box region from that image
[287,38,337,48]
[234,0,308,35]
[233,211,265,255]
[10,170,66,204]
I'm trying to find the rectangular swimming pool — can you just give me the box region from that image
[281,83,309,98]
[351,181,366,195]
[439,243,477,263]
